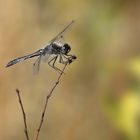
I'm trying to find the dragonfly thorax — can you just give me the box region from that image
[49,42,71,55]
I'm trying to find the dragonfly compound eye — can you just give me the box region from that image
[62,43,71,54]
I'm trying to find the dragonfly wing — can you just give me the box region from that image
[33,56,42,74]
[49,20,74,44]
[41,53,51,63]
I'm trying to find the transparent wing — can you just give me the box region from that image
[33,56,42,74]
[41,53,51,63]
[49,20,74,44]
[33,53,52,74]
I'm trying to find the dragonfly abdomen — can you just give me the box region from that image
[6,49,43,67]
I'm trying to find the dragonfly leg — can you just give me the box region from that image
[59,54,73,64]
[59,54,66,64]
[62,54,77,64]
[48,55,63,73]
[59,54,72,64]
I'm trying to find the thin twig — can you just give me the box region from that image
[16,89,29,140]
[35,63,68,140]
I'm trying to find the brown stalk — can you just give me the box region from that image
[35,63,68,140]
[16,89,30,140]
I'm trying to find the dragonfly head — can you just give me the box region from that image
[61,43,71,54]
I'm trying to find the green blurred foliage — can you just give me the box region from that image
[0,0,140,140]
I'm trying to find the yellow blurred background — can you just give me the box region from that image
[1,0,140,140]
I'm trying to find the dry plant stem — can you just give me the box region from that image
[35,63,68,140]
[16,89,30,140]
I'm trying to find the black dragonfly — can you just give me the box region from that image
[6,21,76,73]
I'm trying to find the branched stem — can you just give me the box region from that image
[16,89,29,140]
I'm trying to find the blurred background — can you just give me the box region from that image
[0,0,140,140]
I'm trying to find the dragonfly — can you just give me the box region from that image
[6,20,76,73]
